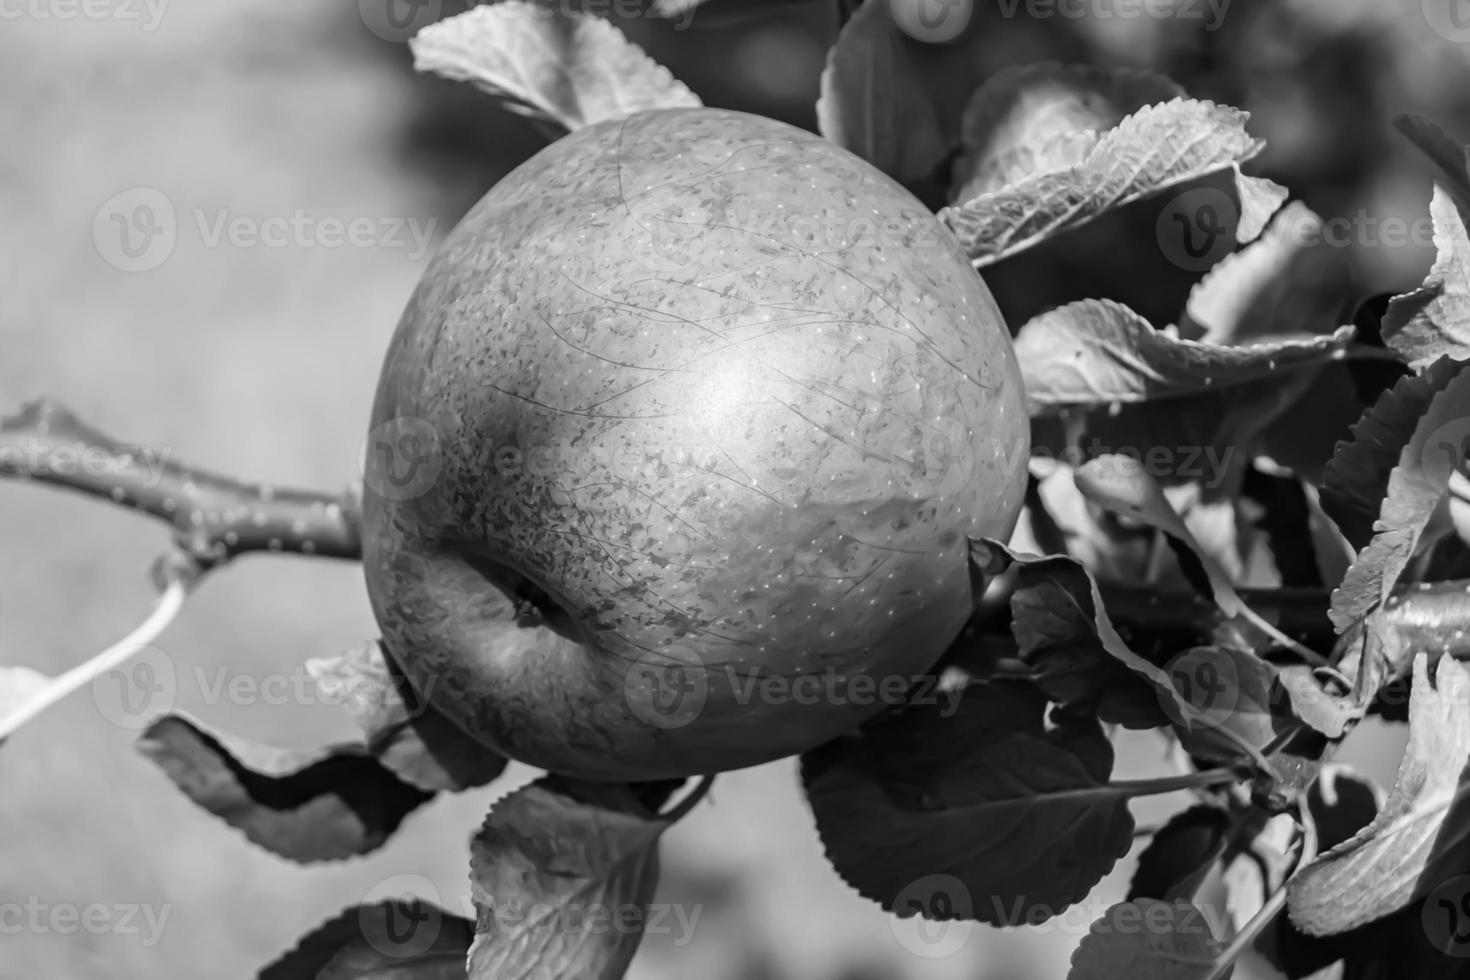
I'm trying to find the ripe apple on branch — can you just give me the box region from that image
[8,2,1470,979]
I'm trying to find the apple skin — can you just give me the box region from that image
[362,107,1027,781]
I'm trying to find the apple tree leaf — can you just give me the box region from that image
[1006,552,1168,729]
[1066,898,1230,980]
[1329,367,1470,631]
[817,0,987,188]
[1074,455,1235,602]
[1164,646,1293,764]
[136,713,434,863]
[1288,656,1470,935]
[411,3,700,136]
[815,0,950,186]
[1232,166,1292,245]
[802,676,1136,925]
[974,539,1197,726]
[1381,115,1470,367]
[1394,114,1470,208]
[1181,201,1350,345]
[941,98,1274,268]
[1015,299,1353,416]
[1127,805,1231,903]
[1273,665,1359,740]
[951,62,1183,203]
[1064,369,1318,500]
[305,640,508,793]
[258,900,473,980]
[1320,356,1470,550]
[1380,185,1470,370]
[466,775,709,979]
[1073,455,1309,661]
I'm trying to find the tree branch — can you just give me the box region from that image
[0,399,362,571]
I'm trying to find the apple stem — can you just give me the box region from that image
[1,399,361,570]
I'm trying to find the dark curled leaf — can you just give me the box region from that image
[307,641,508,793]
[1128,805,1231,903]
[137,714,434,862]
[801,676,1135,926]
[1007,553,1168,728]
[1066,898,1230,980]
[1165,645,1293,765]
[975,538,1195,725]
[258,900,473,980]
[467,775,709,979]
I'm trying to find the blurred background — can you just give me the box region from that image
[1,1,1467,977]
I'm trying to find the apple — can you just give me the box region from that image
[361,107,1027,781]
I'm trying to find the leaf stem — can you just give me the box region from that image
[1203,803,1316,980]
[663,773,716,822]
[0,576,189,740]
[1110,767,1244,798]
